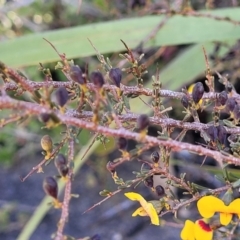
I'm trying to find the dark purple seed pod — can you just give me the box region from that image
[43,176,58,199]
[54,154,67,167]
[90,71,105,88]
[233,104,240,120]
[58,165,69,177]
[144,176,154,188]
[54,154,68,177]
[225,98,237,112]
[218,91,228,106]
[206,125,218,142]
[217,125,227,145]
[131,0,146,9]
[55,87,68,107]
[137,114,150,131]
[151,151,160,163]
[181,94,189,108]
[106,161,115,173]
[117,137,128,150]
[109,68,122,88]
[155,185,165,197]
[69,65,84,84]
[91,234,101,240]
[40,113,51,123]
[192,82,204,104]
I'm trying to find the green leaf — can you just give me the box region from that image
[1,8,240,67]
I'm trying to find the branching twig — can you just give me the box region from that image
[54,136,74,240]
[1,95,240,167]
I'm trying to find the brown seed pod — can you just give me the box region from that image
[43,176,58,199]
[192,82,204,104]
[55,87,68,107]
[155,185,165,197]
[218,91,228,106]
[151,151,160,163]
[41,135,53,152]
[137,114,150,131]
[225,98,237,112]
[69,65,84,84]
[90,71,105,88]
[117,137,128,150]
[109,68,122,88]
[144,176,154,188]
[55,154,69,177]
[181,94,189,108]
[217,125,227,145]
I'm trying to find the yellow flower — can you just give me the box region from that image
[124,192,160,225]
[197,196,240,226]
[180,219,213,240]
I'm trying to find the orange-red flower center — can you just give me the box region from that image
[198,220,211,232]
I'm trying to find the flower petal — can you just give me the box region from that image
[132,207,148,217]
[197,196,226,218]
[219,212,232,226]
[125,192,148,206]
[194,219,213,240]
[146,203,160,225]
[180,220,195,240]
[125,192,160,225]
[228,198,240,217]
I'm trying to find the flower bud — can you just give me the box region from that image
[137,114,150,131]
[151,151,160,163]
[218,91,228,106]
[69,65,84,84]
[217,125,227,145]
[181,94,189,108]
[206,125,218,142]
[55,87,68,107]
[155,185,165,197]
[192,82,204,104]
[109,68,122,88]
[41,135,53,152]
[91,71,105,88]
[43,176,58,199]
[117,137,128,151]
[144,176,154,188]
[106,161,115,173]
[54,154,68,177]
[225,98,236,112]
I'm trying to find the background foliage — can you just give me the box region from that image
[1,0,240,240]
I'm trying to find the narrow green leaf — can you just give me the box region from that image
[1,8,240,67]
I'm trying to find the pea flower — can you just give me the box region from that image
[124,192,160,225]
[197,196,240,226]
[181,219,213,240]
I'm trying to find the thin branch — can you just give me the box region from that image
[1,96,240,166]
[54,136,74,240]
[5,80,240,102]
